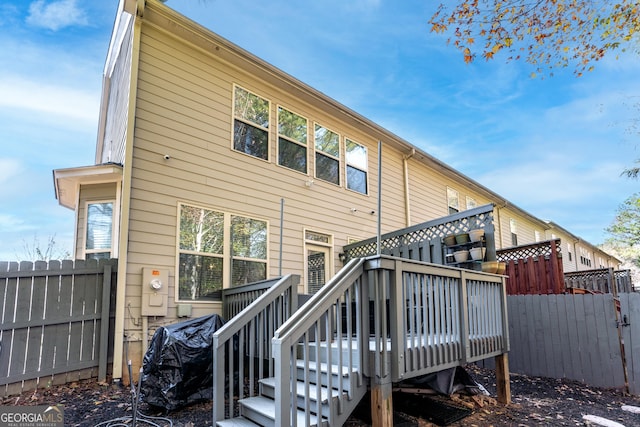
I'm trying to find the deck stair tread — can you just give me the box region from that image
[260,377,344,404]
[295,359,356,377]
[239,395,328,427]
[216,416,260,427]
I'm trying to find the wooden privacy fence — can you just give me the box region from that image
[497,239,564,295]
[0,259,117,396]
[565,268,634,294]
[481,293,640,395]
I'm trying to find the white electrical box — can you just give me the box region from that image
[141,267,169,316]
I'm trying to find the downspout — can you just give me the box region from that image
[403,148,415,227]
[495,203,506,249]
[113,5,144,382]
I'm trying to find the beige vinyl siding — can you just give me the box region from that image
[124,25,406,318]
[547,230,577,273]
[492,208,541,250]
[405,158,491,226]
[406,159,448,223]
[76,183,118,259]
[100,20,133,165]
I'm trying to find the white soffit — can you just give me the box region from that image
[53,164,123,210]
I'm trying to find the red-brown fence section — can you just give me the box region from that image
[497,239,564,295]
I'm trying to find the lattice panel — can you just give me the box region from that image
[497,239,562,262]
[344,207,494,260]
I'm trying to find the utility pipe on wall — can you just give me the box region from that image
[377,140,382,256]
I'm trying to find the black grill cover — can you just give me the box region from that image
[140,314,225,411]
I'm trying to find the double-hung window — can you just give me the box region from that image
[178,203,267,301]
[447,187,459,214]
[85,201,114,260]
[314,124,340,185]
[466,196,477,210]
[233,86,270,160]
[230,215,268,286]
[277,106,307,173]
[345,138,367,194]
[510,218,518,246]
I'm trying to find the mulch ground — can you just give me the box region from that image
[3,365,640,426]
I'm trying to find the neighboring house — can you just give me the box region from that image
[52,0,619,381]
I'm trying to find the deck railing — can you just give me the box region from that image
[272,258,369,427]
[366,256,509,381]
[212,274,299,422]
[270,255,509,425]
[213,255,509,424]
[343,204,496,263]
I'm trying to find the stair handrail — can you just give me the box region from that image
[272,257,368,426]
[212,273,300,423]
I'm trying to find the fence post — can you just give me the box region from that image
[98,263,112,383]
[495,353,511,404]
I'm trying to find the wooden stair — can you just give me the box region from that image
[217,343,361,427]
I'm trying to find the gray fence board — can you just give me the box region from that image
[546,296,561,378]
[621,293,640,395]
[583,296,602,386]
[0,259,117,395]
[503,294,632,391]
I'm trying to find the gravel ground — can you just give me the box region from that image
[3,365,640,426]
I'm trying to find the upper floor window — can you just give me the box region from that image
[85,201,114,260]
[233,86,270,160]
[178,203,267,301]
[534,230,541,242]
[314,124,340,185]
[345,139,367,194]
[277,106,307,173]
[447,187,459,214]
[509,218,518,246]
[578,247,592,267]
[466,196,477,210]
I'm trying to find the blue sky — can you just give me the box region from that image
[1,0,638,261]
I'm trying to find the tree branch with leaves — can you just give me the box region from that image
[429,0,640,77]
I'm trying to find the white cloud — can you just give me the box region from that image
[0,214,32,232]
[0,159,22,185]
[0,75,98,124]
[27,0,87,31]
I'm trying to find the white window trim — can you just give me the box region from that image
[313,122,342,187]
[231,84,271,163]
[276,104,309,175]
[303,229,334,294]
[344,137,369,196]
[175,202,270,303]
[83,199,116,259]
[447,187,459,213]
[465,196,477,210]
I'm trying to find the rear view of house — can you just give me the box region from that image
[51,0,618,404]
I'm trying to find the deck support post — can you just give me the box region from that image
[495,353,511,404]
[371,375,393,427]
